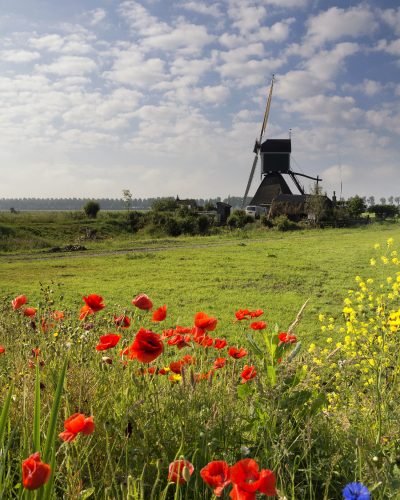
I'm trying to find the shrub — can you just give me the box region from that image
[273,215,299,231]
[197,215,211,235]
[83,201,100,219]
[227,210,254,229]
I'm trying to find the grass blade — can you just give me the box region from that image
[33,361,41,452]
[0,383,13,444]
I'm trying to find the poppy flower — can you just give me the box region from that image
[241,365,257,383]
[250,321,267,330]
[182,354,195,365]
[0,346,5,354]
[250,309,264,318]
[167,334,190,349]
[235,309,251,320]
[229,459,276,498]
[51,310,64,320]
[83,294,105,312]
[214,357,226,369]
[169,360,184,374]
[12,294,27,310]
[114,315,131,328]
[228,347,247,359]
[128,328,163,363]
[194,369,214,382]
[200,460,231,497]
[96,333,122,351]
[23,307,37,318]
[152,305,167,322]
[168,459,194,484]
[22,452,51,490]
[59,413,95,442]
[278,332,297,344]
[214,338,227,349]
[132,293,153,310]
[194,312,217,331]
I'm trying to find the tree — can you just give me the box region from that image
[83,200,100,218]
[380,197,386,205]
[305,183,327,226]
[122,189,133,212]
[395,197,400,206]
[367,196,375,207]
[346,195,367,217]
[388,196,394,205]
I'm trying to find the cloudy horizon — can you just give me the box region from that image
[0,0,399,201]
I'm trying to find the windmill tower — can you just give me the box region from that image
[241,77,322,211]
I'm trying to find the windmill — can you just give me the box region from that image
[241,76,322,211]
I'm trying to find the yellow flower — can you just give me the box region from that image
[374,243,380,250]
[370,258,376,266]
[308,343,316,353]
[318,314,325,322]
[326,337,333,344]
[387,237,394,246]
[381,256,388,265]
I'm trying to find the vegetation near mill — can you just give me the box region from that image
[0,220,400,498]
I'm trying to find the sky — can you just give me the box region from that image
[0,0,399,201]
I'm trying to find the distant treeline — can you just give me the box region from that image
[0,196,246,211]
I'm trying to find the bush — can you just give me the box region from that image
[165,217,182,236]
[83,201,100,219]
[368,204,398,219]
[227,210,254,229]
[198,215,211,235]
[260,215,273,228]
[273,215,299,231]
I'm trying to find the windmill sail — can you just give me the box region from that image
[241,76,275,209]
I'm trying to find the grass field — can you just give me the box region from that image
[1,223,399,343]
[1,221,400,499]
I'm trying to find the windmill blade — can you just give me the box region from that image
[259,75,275,143]
[241,153,259,209]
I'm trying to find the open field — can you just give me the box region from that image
[1,223,400,499]
[1,224,399,343]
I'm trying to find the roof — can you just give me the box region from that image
[250,173,292,206]
[260,139,291,153]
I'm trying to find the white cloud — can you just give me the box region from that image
[226,0,267,35]
[89,8,106,26]
[29,32,94,54]
[342,79,383,97]
[380,7,400,36]
[304,42,359,80]
[118,1,170,37]
[164,84,230,104]
[35,56,97,76]
[376,38,400,57]
[0,49,40,63]
[103,46,165,87]
[305,6,378,47]
[180,2,222,17]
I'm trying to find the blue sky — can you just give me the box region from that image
[0,0,399,200]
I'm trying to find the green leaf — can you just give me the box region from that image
[0,384,13,444]
[245,334,264,356]
[266,365,276,386]
[80,488,95,499]
[237,382,253,399]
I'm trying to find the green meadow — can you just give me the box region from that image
[1,221,400,499]
[1,223,399,342]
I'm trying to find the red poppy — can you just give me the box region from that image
[278,332,297,344]
[132,293,153,310]
[23,307,37,318]
[194,312,217,331]
[22,452,51,490]
[59,413,95,442]
[168,459,194,484]
[31,348,41,357]
[96,333,122,351]
[214,357,226,369]
[194,369,214,382]
[169,360,184,374]
[241,365,257,383]
[152,305,167,322]
[200,460,231,497]
[176,325,191,334]
[83,294,105,312]
[182,354,195,365]
[0,346,5,354]
[214,338,227,349]
[12,294,27,310]
[128,328,163,363]
[167,334,190,349]
[229,459,276,499]
[51,310,64,320]
[114,315,131,328]
[235,309,251,320]
[228,347,247,359]
[250,321,267,330]
[250,309,264,318]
